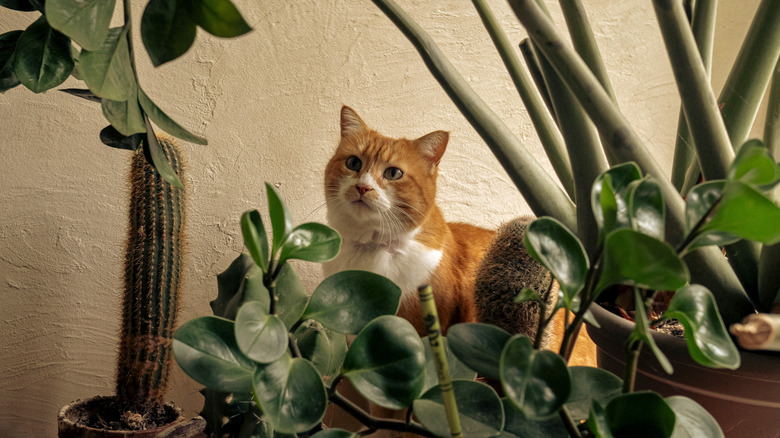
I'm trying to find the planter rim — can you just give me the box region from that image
[58,395,185,438]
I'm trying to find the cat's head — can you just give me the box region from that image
[324,105,448,240]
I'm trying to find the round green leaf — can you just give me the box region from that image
[500,335,570,419]
[524,217,588,306]
[45,0,114,51]
[14,16,74,93]
[584,401,612,438]
[606,392,676,438]
[235,301,288,364]
[241,209,269,272]
[447,323,511,381]
[627,176,665,240]
[565,366,622,421]
[310,429,358,438]
[274,262,309,329]
[683,180,741,250]
[0,30,22,92]
[413,380,504,438]
[421,337,477,393]
[342,315,425,409]
[701,181,780,245]
[141,0,197,66]
[592,163,643,236]
[596,228,689,294]
[663,285,741,369]
[190,0,252,38]
[303,270,401,334]
[79,26,135,101]
[294,322,347,379]
[173,316,256,393]
[138,87,208,144]
[728,139,780,186]
[502,398,568,438]
[279,222,341,264]
[666,396,724,438]
[253,355,327,434]
[266,183,292,254]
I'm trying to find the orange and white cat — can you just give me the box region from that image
[323,106,495,336]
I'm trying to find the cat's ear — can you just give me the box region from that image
[341,106,368,138]
[415,130,449,168]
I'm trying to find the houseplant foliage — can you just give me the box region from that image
[0,0,251,187]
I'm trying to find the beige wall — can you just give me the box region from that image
[0,1,765,436]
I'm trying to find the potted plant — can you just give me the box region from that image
[1,0,252,435]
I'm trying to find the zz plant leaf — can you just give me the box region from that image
[663,285,741,369]
[413,379,504,438]
[79,26,135,101]
[0,30,22,93]
[447,322,511,381]
[14,16,74,93]
[141,0,197,67]
[235,301,288,364]
[45,0,114,51]
[190,0,252,38]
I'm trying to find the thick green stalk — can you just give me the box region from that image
[507,0,754,324]
[758,60,780,311]
[519,40,557,126]
[718,0,780,150]
[766,59,780,158]
[371,0,576,230]
[671,0,718,191]
[471,0,575,200]
[117,137,185,411]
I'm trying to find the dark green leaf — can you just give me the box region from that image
[605,392,676,438]
[666,396,724,438]
[663,285,740,369]
[45,0,114,51]
[138,87,208,144]
[684,181,740,249]
[60,88,101,102]
[0,30,22,92]
[142,118,184,188]
[596,229,689,294]
[79,26,135,101]
[212,253,257,318]
[279,222,341,264]
[141,0,197,66]
[342,315,425,409]
[303,270,401,334]
[422,337,477,393]
[0,0,35,11]
[585,401,613,438]
[513,287,541,304]
[14,16,74,93]
[413,380,504,438]
[241,209,269,273]
[700,181,780,245]
[447,323,511,381]
[591,163,642,239]
[294,322,347,379]
[190,0,252,38]
[274,262,309,329]
[565,367,622,421]
[629,288,673,374]
[99,125,142,150]
[627,176,665,240]
[101,89,146,135]
[235,301,288,364]
[524,217,588,308]
[728,139,780,186]
[500,335,570,419]
[502,398,568,438]
[253,355,327,434]
[266,183,292,255]
[310,430,358,438]
[173,316,256,393]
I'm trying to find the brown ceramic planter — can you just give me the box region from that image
[586,303,780,438]
[58,396,189,438]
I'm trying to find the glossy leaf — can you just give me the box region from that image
[79,26,135,101]
[0,0,35,11]
[102,89,146,135]
[138,88,208,144]
[173,316,256,393]
[241,209,269,273]
[235,301,288,364]
[99,125,142,150]
[0,30,22,92]
[266,183,292,254]
[629,288,673,374]
[142,118,184,188]
[422,337,477,393]
[684,181,740,250]
[310,430,359,438]
[273,262,309,328]
[728,139,780,186]
[303,270,401,334]
[141,0,197,66]
[45,0,114,51]
[253,355,327,434]
[279,222,341,264]
[605,392,676,438]
[342,315,425,409]
[666,396,724,438]
[627,176,665,240]
[500,335,570,419]
[524,217,588,307]
[294,322,347,379]
[700,181,780,245]
[513,287,541,304]
[565,367,622,421]
[501,398,568,438]
[596,229,689,295]
[663,285,740,369]
[591,163,642,236]
[14,17,74,93]
[447,323,511,381]
[190,0,252,38]
[414,379,504,438]
[212,253,260,319]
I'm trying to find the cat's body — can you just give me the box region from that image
[323,106,494,335]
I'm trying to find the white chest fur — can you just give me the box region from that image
[323,229,443,300]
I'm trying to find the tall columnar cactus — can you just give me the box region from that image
[116,137,185,412]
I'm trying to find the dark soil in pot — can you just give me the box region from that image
[58,396,185,438]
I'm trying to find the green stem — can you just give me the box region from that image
[329,392,436,437]
[371,0,577,230]
[622,340,642,393]
[758,59,780,311]
[559,406,583,437]
[519,39,557,125]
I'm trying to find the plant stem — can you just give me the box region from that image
[623,340,642,393]
[329,392,436,437]
[758,59,780,311]
[519,39,557,125]
[559,406,583,438]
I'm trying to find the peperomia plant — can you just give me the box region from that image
[0,0,251,186]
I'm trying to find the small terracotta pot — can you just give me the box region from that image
[587,303,780,438]
[58,396,186,438]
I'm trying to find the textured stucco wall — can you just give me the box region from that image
[0,1,765,436]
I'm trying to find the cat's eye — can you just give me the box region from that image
[346,156,362,171]
[384,167,404,181]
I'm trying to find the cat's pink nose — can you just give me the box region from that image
[356,185,373,196]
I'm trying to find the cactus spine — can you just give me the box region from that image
[116,137,185,412]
